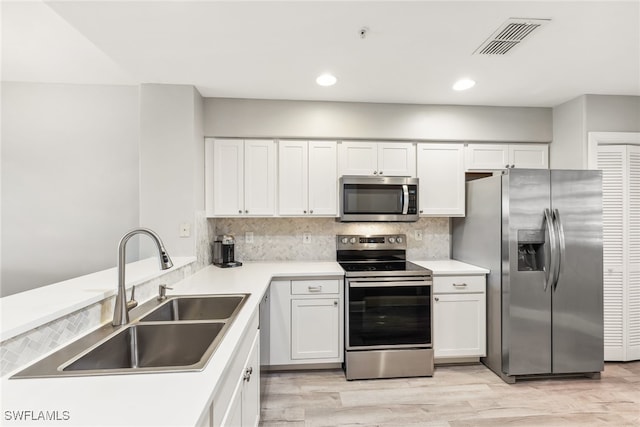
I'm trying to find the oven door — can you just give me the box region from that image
[346,277,432,350]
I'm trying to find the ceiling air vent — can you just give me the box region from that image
[474,18,550,55]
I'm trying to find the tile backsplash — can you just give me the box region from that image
[212,217,450,261]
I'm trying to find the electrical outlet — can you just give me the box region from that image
[303,233,312,244]
[245,231,254,244]
[179,223,191,237]
[414,229,423,241]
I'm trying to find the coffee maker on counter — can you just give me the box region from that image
[213,234,243,268]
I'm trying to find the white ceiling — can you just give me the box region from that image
[2,0,639,107]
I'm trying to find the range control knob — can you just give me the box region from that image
[396,236,403,244]
[388,237,396,244]
[349,237,357,244]
[341,237,349,244]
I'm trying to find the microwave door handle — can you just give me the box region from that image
[402,184,409,215]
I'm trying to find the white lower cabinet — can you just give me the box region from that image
[212,315,260,427]
[269,278,344,366]
[291,298,340,359]
[433,275,486,360]
[220,331,260,427]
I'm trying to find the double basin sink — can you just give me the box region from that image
[12,294,248,378]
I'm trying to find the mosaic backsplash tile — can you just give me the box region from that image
[213,217,450,262]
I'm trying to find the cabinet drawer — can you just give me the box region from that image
[291,279,340,295]
[433,275,485,293]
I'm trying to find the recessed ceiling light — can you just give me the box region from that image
[453,78,476,91]
[316,73,337,87]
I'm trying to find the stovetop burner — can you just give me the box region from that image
[340,260,423,272]
[336,234,431,278]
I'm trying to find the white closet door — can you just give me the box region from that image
[598,144,640,361]
[598,145,625,360]
[628,146,640,359]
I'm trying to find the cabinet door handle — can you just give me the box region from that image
[453,283,468,288]
[245,210,249,214]
[243,366,253,382]
[379,171,383,175]
[303,210,307,214]
[238,210,242,214]
[434,297,440,302]
[373,171,378,175]
[334,300,338,307]
[310,209,314,214]
[308,285,322,292]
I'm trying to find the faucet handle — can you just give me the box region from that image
[126,285,138,310]
[158,284,173,301]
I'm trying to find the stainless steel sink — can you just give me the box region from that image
[11,293,249,379]
[62,323,225,373]
[139,295,245,322]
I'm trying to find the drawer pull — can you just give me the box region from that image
[308,286,323,292]
[453,283,468,288]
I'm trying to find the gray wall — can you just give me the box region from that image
[139,84,205,259]
[204,98,552,142]
[551,94,640,169]
[586,95,640,133]
[1,82,140,297]
[551,96,586,169]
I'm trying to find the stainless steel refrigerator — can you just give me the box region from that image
[452,169,604,383]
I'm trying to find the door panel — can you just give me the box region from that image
[504,169,551,375]
[551,170,604,373]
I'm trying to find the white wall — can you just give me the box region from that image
[1,82,140,297]
[204,98,552,142]
[551,94,640,169]
[139,84,205,259]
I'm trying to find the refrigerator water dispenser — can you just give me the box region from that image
[517,229,544,271]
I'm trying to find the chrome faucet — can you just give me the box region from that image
[112,228,174,326]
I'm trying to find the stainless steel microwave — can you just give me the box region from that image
[339,176,419,222]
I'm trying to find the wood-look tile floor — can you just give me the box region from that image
[260,362,640,426]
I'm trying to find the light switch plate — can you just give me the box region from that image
[179,223,191,237]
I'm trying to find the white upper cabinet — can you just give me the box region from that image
[308,141,338,215]
[417,143,465,217]
[278,140,337,216]
[465,143,548,170]
[206,138,276,217]
[339,141,416,177]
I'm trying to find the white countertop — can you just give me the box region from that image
[1,261,344,427]
[414,259,490,275]
[0,259,486,426]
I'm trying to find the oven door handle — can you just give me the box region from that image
[349,280,431,288]
[402,184,409,215]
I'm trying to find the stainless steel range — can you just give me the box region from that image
[337,234,434,380]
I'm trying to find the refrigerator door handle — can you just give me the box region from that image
[552,208,566,291]
[543,208,558,292]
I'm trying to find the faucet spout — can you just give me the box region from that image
[112,228,173,326]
